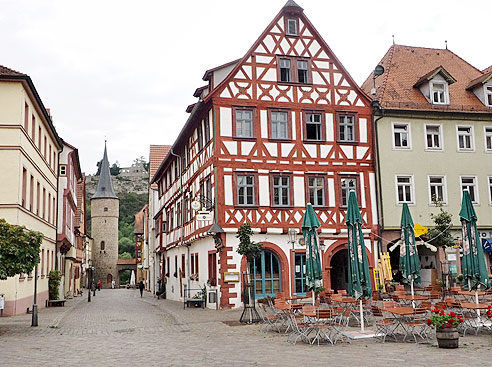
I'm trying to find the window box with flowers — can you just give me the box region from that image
[427,306,463,348]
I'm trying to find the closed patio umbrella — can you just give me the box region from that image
[346,191,371,332]
[399,203,421,307]
[302,203,323,306]
[459,191,490,307]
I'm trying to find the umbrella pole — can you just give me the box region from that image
[475,287,480,318]
[411,279,415,309]
[359,299,365,333]
[312,291,315,306]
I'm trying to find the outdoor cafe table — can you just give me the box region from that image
[460,302,491,332]
[398,294,428,307]
[457,290,487,302]
[382,307,415,339]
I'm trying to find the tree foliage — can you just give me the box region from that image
[118,251,132,259]
[0,219,42,280]
[110,163,120,176]
[236,222,263,263]
[118,237,135,257]
[428,198,454,247]
[49,270,61,300]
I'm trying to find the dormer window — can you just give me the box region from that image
[486,86,492,106]
[431,81,448,104]
[286,18,299,36]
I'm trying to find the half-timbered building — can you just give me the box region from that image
[152,1,377,308]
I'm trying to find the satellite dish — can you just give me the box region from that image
[374,65,385,76]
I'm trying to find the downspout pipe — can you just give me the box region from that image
[169,149,190,297]
[371,100,385,253]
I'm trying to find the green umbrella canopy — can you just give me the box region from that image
[346,191,372,299]
[302,203,323,291]
[459,191,490,290]
[399,203,421,284]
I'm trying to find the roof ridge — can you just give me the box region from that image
[378,44,395,103]
[0,64,26,75]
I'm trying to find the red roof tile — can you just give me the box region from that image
[117,258,137,265]
[362,45,490,113]
[483,65,492,74]
[0,65,26,76]
[149,145,171,189]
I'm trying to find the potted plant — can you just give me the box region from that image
[427,306,464,348]
[487,305,491,319]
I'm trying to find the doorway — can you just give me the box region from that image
[330,249,348,292]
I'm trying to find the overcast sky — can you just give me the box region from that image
[2,0,491,174]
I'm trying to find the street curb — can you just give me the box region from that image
[49,294,87,328]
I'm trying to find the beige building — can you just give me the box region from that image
[0,65,62,315]
[362,45,492,283]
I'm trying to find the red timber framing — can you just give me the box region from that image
[151,3,378,308]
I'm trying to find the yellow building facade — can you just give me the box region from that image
[0,67,62,316]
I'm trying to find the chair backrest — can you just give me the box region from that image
[371,305,383,317]
[395,285,405,291]
[317,309,333,319]
[302,305,315,314]
[421,300,432,309]
[339,289,348,296]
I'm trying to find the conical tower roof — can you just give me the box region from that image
[92,142,117,199]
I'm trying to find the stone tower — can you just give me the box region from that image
[91,143,119,288]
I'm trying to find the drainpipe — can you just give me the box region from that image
[371,100,385,253]
[169,149,190,297]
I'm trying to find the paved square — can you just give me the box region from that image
[1,290,490,366]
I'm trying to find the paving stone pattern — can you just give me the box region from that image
[1,289,491,366]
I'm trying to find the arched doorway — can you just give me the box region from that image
[107,273,113,284]
[250,250,282,298]
[330,249,348,292]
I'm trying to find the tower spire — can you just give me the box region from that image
[92,142,117,199]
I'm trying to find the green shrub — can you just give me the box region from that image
[49,270,61,300]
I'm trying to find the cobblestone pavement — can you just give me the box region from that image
[1,289,491,366]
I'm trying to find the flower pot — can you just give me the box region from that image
[436,327,459,348]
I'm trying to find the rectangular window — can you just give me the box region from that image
[177,200,182,227]
[22,168,27,207]
[297,60,309,84]
[457,126,473,150]
[195,253,199,280]
[272,175,290,207]
[204,114,210,143]
[308,176,325,207]
[488,177,492,204]
[24,103,29,131]
[270,110,289,140]
[29,175,34,211]
[428,176,446,204]
[286,18,298,35]
[340,177,357,207]
[393,123,410,148]
[38,127,41,149]
[36,182,40,215]
[485,127,492,151]
[181,254,185,278]
[53,197,56,225]
[279,58,291,82]
[487,86,492,106]
[461,176,478,204]
[60,165,66,175]
[425,125,442,150]
[431,82,446,104]
[338,113,356,143]
[191,253,195,275]
[44,136,47,158]
[396,176,414,204]
[31,115,36,140]
[205,177,212,209]
[174,256,177,277]
[305,112,323,141]
[49,145,52,166]
[237,174,255,206]
[48,193,51,223]
[197,121,203,151]
[234,108,254,138]
[41,249,44,276]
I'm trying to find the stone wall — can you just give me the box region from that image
[86,174,148,197]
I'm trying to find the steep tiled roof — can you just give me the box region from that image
[117,258,137,265]
[92,142,117,199]
[149,145,171,189]
[0,65,25,76]
[466,71,492,90]
[483,65,492,74]
[361,45,490,113]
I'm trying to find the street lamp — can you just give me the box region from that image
[288,229,297,296]
[31,264,38,327]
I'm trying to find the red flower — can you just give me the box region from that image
[433,309,439,314]
[446,324,452,328]
[426,318,431,326]
[488,305,491,310]
[449,318,455,324]
[459,318,464,323]
[440,310,445,316]
[450,312,456,318]
[442,305,446,309]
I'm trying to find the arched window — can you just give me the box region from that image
[107,273,112,284]
[249,250,281,299]
[100,241,105,251]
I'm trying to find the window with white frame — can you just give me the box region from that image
[338,114,356,143]
[457,126,473,150]
[486,86,492,107]
[272,176,290,206]
[340,177,357,207]
[461,176,478,203]
[428,176,446,204]
[308,177,325,206]
[431,82,448,104]
[488,177,492,204]
[396,176,414,204]
[271,111,289,139]
[305,113,323,141]
[485,127,492,151]
[286,18,298,36]
[425,125,442,150]
[393,123,410,148]
[237,174,255,206]
[297,60,309,83]
[279,58,291,82]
